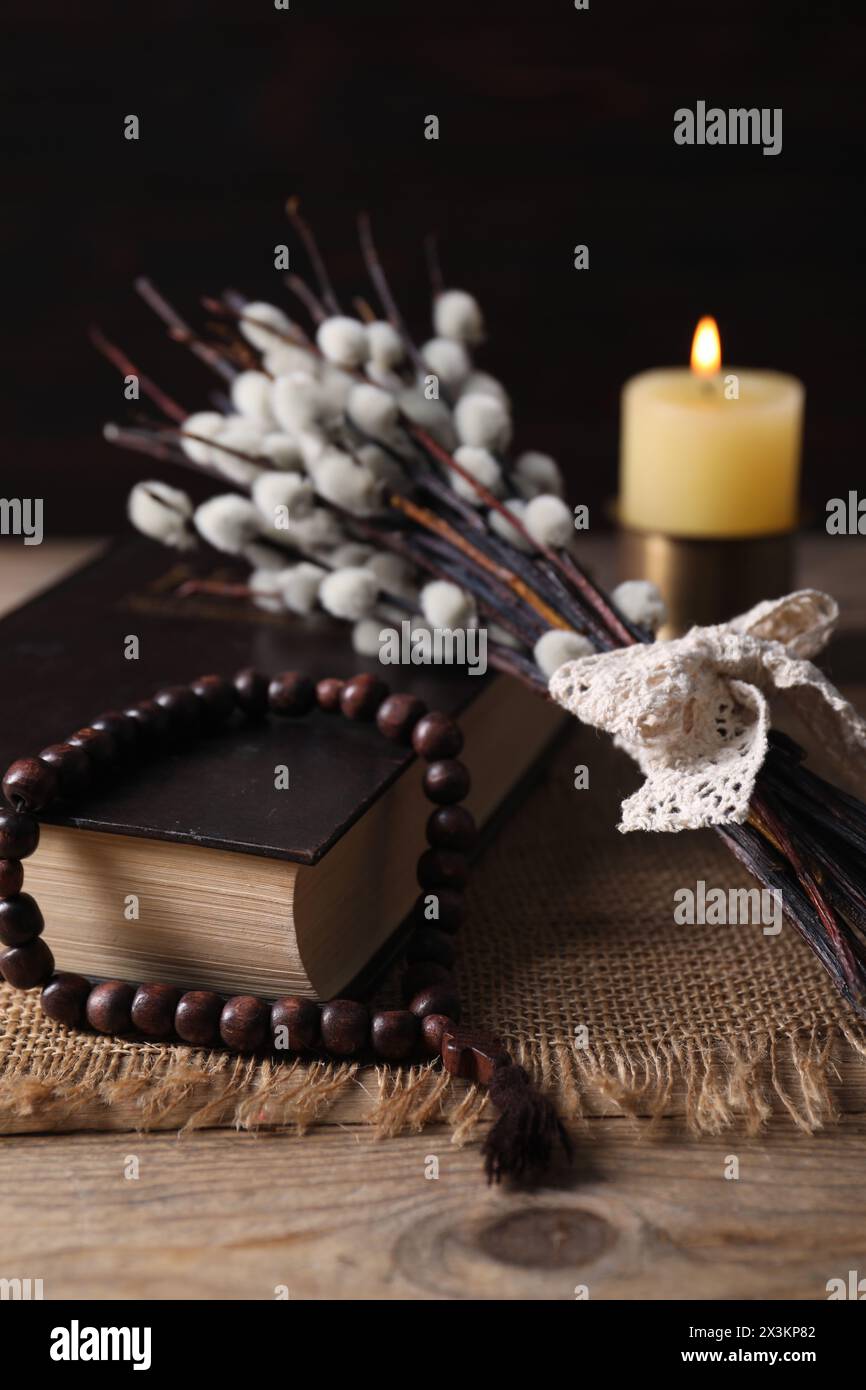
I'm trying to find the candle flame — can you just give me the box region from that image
[690,316,721,376]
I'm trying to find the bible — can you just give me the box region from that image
[0,539,565,998]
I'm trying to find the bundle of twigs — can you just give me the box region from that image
[96,200,866,1022]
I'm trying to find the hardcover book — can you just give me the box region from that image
[0,540,565,998]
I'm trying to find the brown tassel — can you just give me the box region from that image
[483,1057,572,1184]
[441,1029,572,1184]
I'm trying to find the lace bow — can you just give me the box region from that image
[548,589,866,833]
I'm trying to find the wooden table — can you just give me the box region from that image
[2,537,866,1301]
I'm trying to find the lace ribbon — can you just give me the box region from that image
[548,589,866,833]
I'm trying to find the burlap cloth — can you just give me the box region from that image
[2,729,865,1142]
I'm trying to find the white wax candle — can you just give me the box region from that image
[619,320,804,538]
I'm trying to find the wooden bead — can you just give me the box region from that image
[2,757,59,813]
[405,927,455,969]
[409,984,461,1022]
[320,999,369,1056]
[1,937,55,990]
[426,805,478,852]
[402,960,453,1000]
[131,983,182,1039]
[175,990,224,1047]
[371,1009,420,1061]
[86,980,135,1034]
[423,759,470,805]
[417,848,469,891]
[0,809,39,860]
[339,673,388,721]
[91,711,138,756]
[233,668,269,719]
[154,685,202,734]
[191,675,236,725]
[375,694,427,744]
[440,1028,509,1085]
[67,726,116,767]
[270,996,321,1053]
[315,677,344,712]
[0,892,44,946]
[41,972,91,1028]
[0,860,23,897]
[37,742,92,799]
[412,888,465,934]
[268,671,316,717]
[122,700,171,744]
[411,711,463,761]
[420,1013,454,1058]
[220,995,269,1052]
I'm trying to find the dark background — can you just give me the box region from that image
[2,0,863,533]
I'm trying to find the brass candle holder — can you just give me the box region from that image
[616,515,796,638]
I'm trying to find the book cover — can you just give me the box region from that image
[0,538,495,863]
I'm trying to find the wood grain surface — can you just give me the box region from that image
[2,536,866,1300]
[2,1117,866,1301]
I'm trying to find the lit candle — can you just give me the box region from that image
[619,318,804,537]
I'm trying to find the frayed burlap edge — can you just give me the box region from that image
[3,1016,866,1144]
[6,729,866,1146]
[515,1020,866,1137]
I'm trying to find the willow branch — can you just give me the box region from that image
[358,212,426,377]
[135,277,237,383]
[285,196,341,315]
[90,328,187,424]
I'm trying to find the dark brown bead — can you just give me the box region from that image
[1,937,55,990]
[412,888,465,934]
[315,677,344,712]
[402,960,454,1000]
[440,1027,509,1084]
[191,675,236,726]
[37,742,92,799]
[375,694,427,745]
[220,994,269,1052]
[154,684,202,735]
[41,972,92,1028]
[270,996,321,1053]
[371,1009,421,1061]
[67,726,116,767]
[122,700,171,744]
[2,757,59,813]
[0,860,23,897]
[175,990,224,1047]
[426,805,478,852]
[423,759,470,805]
[131,983,182,1039]
[406,927,455,970]
[86,980,136,1034]
[421,1013,454,1058]
[411,711,463,761]
[91,711,138,756]
[339,673,388,721]
[0,809,39,860]
[417,848,469,891]
[0,893,44,946]
[409,984,462,1022]
[233,668,269,719]
[268,671,316,717]
[320,998,369,1056]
